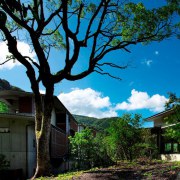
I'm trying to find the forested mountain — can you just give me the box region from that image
[73,114,119,130]
[0,79,23,91]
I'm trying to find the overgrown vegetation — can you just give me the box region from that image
[0,154,10,171]
[164,93,180,142]
[69,128,113,170]
[69,113,158,170]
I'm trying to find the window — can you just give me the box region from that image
[173,143,179,153]
[0,128,10,133]
[164,142,180,153]
[165,143,171,153]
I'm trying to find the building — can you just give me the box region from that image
[78,123,98,137]
[146,109,180,161]
[0,90,78,179]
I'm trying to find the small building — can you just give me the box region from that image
[146,109,180,161]
[78,123,98,137]
[0,90,78,179]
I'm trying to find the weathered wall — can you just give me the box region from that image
[0,118,35,178]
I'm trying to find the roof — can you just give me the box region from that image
[0,90,77,124]
[0,112,34,120]
[145,109,174,121]
[0,90,33,99]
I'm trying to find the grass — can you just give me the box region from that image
[36,168,99,180]
[36,171,83,180]
[35,160,180,180]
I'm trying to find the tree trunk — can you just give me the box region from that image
[32,89,54,179]
[32,114,52,178]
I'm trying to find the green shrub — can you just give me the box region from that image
[0,154,10,170]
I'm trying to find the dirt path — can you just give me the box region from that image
[73,161,180,180]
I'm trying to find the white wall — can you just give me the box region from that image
[161,154,180,161]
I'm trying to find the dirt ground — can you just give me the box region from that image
[73,161,180,180]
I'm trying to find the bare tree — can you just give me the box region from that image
[0,0,179,178]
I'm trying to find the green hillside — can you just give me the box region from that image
[73,114,119,130]
[0,79,23,91]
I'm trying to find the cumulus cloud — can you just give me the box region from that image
[115,89,168,112]
[0,41,36,70]
[57,88,168,118]
[58,88,117,118]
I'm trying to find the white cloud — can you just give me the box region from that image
[155,51,159,55]
[40,89,45,94]
[0,41,36,70]
[58,88,117,118]
[142,59,153,67]
[115,89,168,112]
[58,88,168,118]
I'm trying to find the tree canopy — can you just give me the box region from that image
[164,93,180,142]
[0,0,179,85]
[0,0,179,178]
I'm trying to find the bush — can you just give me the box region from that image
[0,154,10,170]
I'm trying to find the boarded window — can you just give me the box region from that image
[19,97,32,113]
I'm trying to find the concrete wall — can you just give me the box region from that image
[51,108,56,126]
[0,118,35,178]
[161,154,180,161]
[27,124,36,178]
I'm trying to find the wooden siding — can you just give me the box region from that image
[70,118,78,132]
[50,126,67,158]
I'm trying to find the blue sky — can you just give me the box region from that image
[0,1,179,127]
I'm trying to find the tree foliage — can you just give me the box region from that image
[0,154,9,171]
[0,101,8,113]
[106,114,142,161]
[0,0,179,82]
[69,128,94,169]
[69,128,113,169]
[0,0,179,178]
[164,93,180,142]
[70,114,158,167]
[136,128,158,159]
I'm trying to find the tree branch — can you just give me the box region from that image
[0,58,13,65]
[75,3,84,35]
[0,25,39,94]
[97,62,128,69]
[94,70,122,80]
[0,1,31,32]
